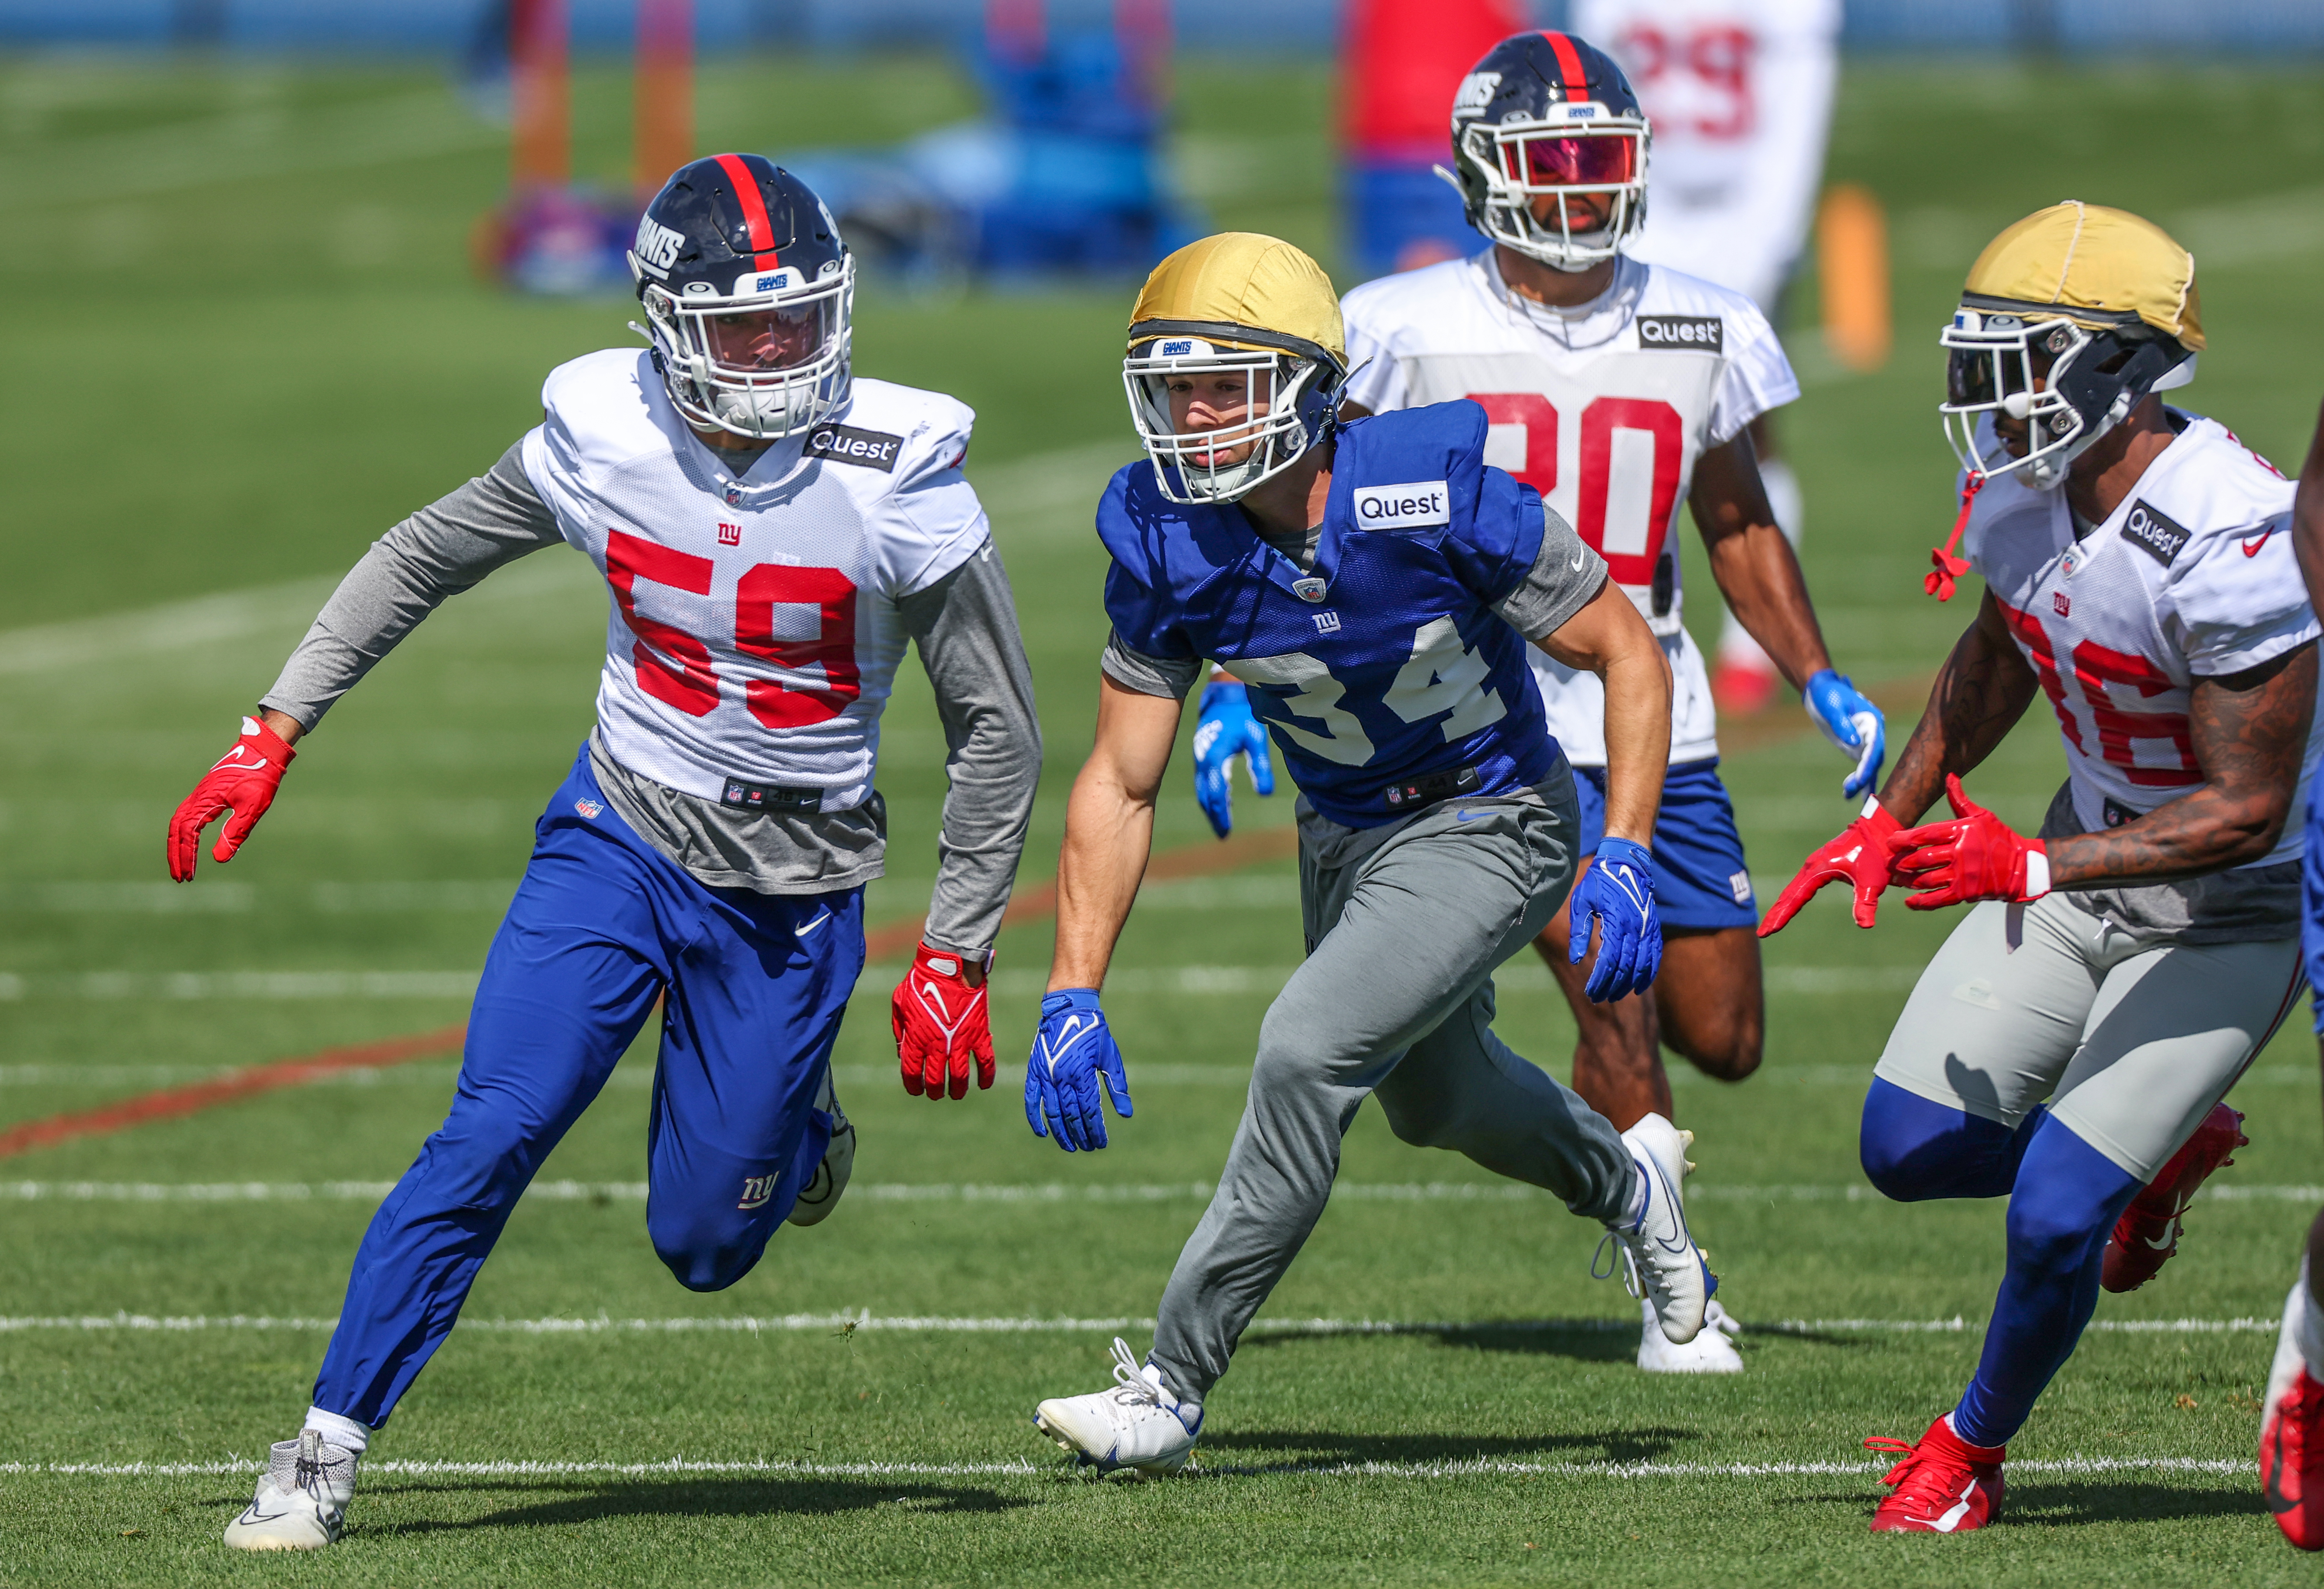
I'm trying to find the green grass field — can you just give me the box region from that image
[4,47,2324,1588]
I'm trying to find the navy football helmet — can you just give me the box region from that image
[629,154,854,440]
[1439,32,1651,272]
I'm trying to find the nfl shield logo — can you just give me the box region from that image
[1292,577,1328,603]
[725,486,743,506]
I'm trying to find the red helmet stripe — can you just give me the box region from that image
[1539,30,1590,102]
[714,152,782,271]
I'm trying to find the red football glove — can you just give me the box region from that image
[167,715,296,882]
[891,942,995,1100]
[1885,775,2050,910]
[1757,798,1902,936]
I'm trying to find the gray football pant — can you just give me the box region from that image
[1873,894,2305,1180]
[1146,781,1638,1403]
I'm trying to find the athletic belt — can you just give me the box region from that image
[719,776,824,813]
[1381,765,1482,812]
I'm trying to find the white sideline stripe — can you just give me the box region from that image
[10,1179,2324,1207]
[0,1454,2252,1481]
[0,1310,2284,1338]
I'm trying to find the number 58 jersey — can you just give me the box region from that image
[1962,409,2320,870]
[1342,251,1798,767]
[519,349,989,810]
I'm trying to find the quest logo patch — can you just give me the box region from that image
[1352,479,1451,531]
[1637,315,1724,352]
[806,423,904,473]
[2121,498,2191,567]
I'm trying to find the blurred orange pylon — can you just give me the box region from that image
[1818,183,1891,374]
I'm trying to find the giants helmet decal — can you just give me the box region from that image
[629,154,855,441]
[1439,31,1651,273]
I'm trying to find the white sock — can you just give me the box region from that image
[1623,1156,1650,1230]
[2296,1254,2324,1381]
[303,1406,370,1455]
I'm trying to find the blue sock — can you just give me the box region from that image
[1859,1078,2041,1202]
[1951,1115,2144,1448]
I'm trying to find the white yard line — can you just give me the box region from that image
[0,1453,2253,1481]
[0,1309,2285,1337]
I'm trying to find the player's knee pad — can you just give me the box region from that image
[1858,1079,2024,1202]
[649,1206,775,1293]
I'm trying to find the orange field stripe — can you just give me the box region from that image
[0,825,1303,1160]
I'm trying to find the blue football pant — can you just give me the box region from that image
[312,749,860,1430]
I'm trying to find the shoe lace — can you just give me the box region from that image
[1863,1433,1971,1504]
[1103,1337,1170,1419]
[1591,1231,1645,1299]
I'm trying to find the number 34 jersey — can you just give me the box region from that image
[1962,409,2320,869]
[1342,251,1798,767]
[519,350,989,810]
[1099,402,1580,830]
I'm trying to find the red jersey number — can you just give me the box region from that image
[1616,23,1758,141]
[606,530,861,727]
[1998,596,2199,788]
[1467,392,1684,587]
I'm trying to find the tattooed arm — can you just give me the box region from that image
[1873,591,2039,825]
[2044,641,2316,886]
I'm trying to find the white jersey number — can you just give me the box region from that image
[1467,393,1685,587]
[605,530,861,730]
[1238,619,1507,767]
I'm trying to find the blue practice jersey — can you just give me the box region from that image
[1099,401,1568,829]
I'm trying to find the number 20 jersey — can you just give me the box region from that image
[1961,409,2319,870]
[1342,251,1799,767]
[519,349,990,810]
[1098,401,1567,830]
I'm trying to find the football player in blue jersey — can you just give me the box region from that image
[1023,232,1712,1477]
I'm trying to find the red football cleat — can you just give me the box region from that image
[2263,1284,2324,1550]
[2101,1103,2247,1293]
[1864,1414,2005,1533]
[1712,654,1779,716]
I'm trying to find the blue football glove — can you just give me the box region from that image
[1803,668,1886,801]
[1568,837,1663,1003]
[1025,989,1133,1152]
[1192,678,1274,840]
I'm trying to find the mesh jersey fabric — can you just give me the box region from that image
[1099,400,1596,829]
[519,350,989,809]
[1340,251,1797,765]
[1961,407,2317,874]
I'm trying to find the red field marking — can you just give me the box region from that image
[0,825,1302,1159]
[0,1025,468,1160]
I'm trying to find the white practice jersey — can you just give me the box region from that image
[1342,251,1799,766]
[1963,410,2319,870]
[519,351,989,810]
[1575,0,1840,315]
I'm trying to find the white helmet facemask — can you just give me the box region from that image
[1442,107,1648,272]
[1123,336,1342,506]
[633,255,855,441]
[1940,304,2195,491]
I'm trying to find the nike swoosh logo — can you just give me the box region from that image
[1453,808,1481,821]
[2245,530,2276,556]
[1569,548,1587,571]
[214,756,271,773]
[797,909,832,937]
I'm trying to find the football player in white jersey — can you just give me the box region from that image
[1192,29,1880,1372]
[1764,203,2319,1533]
[1574,0,1841,713]
[166,155,1042,1549]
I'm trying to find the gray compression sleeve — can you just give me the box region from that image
[898,542,1043,956]
[1494,502,1608,643]
[259,444,562,730]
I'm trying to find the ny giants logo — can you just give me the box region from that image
[2053,591,2070,617]
[633,215,685,275]
[736,1174,779,1211]
[717,522,743,546]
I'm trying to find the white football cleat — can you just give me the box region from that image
[1598,1112,1712,1345]
[787,1064,854,1227]
[1637,1294,1742,1372]
[222,1430,358,1550]
[1033,1338,1202,1478]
